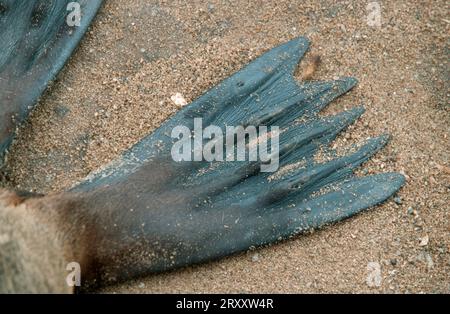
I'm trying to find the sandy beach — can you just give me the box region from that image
[1,0,448,293]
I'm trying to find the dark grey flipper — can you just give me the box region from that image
[60,37,404,290]
[0,0,103,166]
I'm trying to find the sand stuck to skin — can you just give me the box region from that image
[1,0,448,293]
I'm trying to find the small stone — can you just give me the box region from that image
[390,259,398,266]
[138,282,145,288]
[170,93,188,107]
[417,252,434,269]
[54,105,70,118]
[425,253,434,269]
[0,233,10,245]
[406,207,414,215]
[419,235,429,247]
[251,253,260,262]
[393,197,402,205]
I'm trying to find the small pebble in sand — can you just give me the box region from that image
[393,197,402,205]
[425,254,434,269]
[171,93,188,107]
[251,253,260,262]
[419,235,429,247]
[417,251,434,269]
[0,233,10,245]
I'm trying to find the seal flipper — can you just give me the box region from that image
[0,0,103,166]
[62,38,404,290]
[0,37,405,292]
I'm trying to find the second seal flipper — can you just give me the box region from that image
[0,0,103,166]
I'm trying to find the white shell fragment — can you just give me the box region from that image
[171,93,188,107]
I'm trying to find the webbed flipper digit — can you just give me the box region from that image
[0,37,405,293]
[0,0,103,166]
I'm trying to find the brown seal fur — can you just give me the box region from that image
[0,189,93,293]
